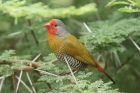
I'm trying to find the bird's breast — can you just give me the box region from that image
[47,35,87,70]
[48,35,66,54]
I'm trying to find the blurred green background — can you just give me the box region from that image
[0,0,140,93]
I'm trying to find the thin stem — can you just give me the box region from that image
[0,60,40,68]
[14,66,34,71]
[114,52,121,68]
[35,69,59,77]
[101,54,105,65]
[83,22,92,33]
[45,82,53,90]
[27,19,39,45]
[32,53,41,62]
[16,76,33,93]
[129,36,140,52]
[64,56,78,85]
[97,53,101,61]
[12,74,16,93]
[49,58,58,63]
[16,70,23,92]
[83,22,95,38]
[26,72,36,93]
[25,53,41,93]
[0,58,57,68]
[15,52,40,93]
[0,78,5,93]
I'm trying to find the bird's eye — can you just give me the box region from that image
[54,24,57,27]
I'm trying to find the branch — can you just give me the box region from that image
[0,60,40,68]
[15,76,33,93]
[12,74,17,93]
[13,66,35,72]
[27,19,39,45]
[0,58,58,71]
[49,58,58,63]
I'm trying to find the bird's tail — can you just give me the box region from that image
[93,59,115,84]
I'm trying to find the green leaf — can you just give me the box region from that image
[37,62,56,71]
[106,0,129,7]
[43,53,56,62]
[118,6,140,12]
[0,65,13,76]
[11,61,25,70]
[0,50,15,60]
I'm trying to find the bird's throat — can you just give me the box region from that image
[47,28,57,36]
[47,34,66,54]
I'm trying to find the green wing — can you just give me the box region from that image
[64,34,96,66]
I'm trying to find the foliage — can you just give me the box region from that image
[37,81,118,93]
[0,65,13,76]
[106,0,140,12]
[0,50,119,93]
[80,17,140,53]
[0,0,97,24]
[0,49,15,60]
[0,0,140,93]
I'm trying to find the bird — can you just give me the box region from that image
[44,19,115,84]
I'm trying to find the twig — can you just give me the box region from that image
[35,69,59,77]
[24,54,41,93]
[64,56,78,85]
[0,78,5,93]
[34,69,58,90]
[32,53,41,62]
[26,72,36,93]
[83,22,92,33]
[12,74,17,93]
[49,58,58,63]
[129,36,140,52]
[113,52,121,68]
[16,59,23,93]
[14,66,34,72]
[15,53,41,93]
[101,54,105,66]
[0,60,40,68]
[16,76,33,93]
[0,58,58,68]
[16,70,23,92]
[83,22,95,38]
[27,19,39,45]
[97,53,101,61]
[0,54,57,92]
[45,82,52,90]
[103,52,111,70]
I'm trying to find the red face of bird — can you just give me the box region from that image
[44,19,69,37]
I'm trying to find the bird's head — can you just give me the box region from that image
[44,19,69,37]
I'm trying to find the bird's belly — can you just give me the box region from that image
[56,54,87,70]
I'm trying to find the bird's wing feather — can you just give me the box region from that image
[64,34,115,84]
[64,34,96,66]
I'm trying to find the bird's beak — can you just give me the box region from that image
[44,23,51,27]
